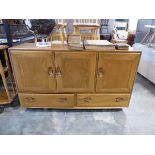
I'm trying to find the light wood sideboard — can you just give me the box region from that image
[9,43,141,109]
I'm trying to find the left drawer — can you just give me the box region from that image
[19,93,75,108]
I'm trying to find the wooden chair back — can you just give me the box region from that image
[74,19,100,24]
[73,19,100,40]
[51,19,68,43]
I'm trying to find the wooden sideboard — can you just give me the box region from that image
[9,43,141,109]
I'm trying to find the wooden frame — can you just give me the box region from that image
[73,19,100,40]
[51,19,68,44]
[0,45,16,105]
[9,43,141,109]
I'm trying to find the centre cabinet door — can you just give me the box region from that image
[55,52,96,93]
[96,52,140,93]
[10,51,56,93]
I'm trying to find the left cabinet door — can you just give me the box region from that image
[10,51,56,93]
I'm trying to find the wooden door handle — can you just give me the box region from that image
[56,66,62,77]
[25,97,35,102]
[83,97,92,103]
[115,97,125,102]
[48,67,54,77]
[98,67,104,77]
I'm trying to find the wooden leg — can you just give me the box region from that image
[4,50,15,93]
[150,32,155,43]
[93,29,97,40]
[74,27,80,35]
[35,37,37,44]
[59,27,64,44]
[97,27,100,40]
[0,61,11,101]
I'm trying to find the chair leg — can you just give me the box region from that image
[0,61,11,101]
[4,50,15,93]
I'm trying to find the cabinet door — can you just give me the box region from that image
[55,52,96,92]
[96,52,140,93]
[10,51,56,93]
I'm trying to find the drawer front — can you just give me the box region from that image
[19,93,75,108]
[77,93,130,107]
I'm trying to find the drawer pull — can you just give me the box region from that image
[56,66,62,77]
[115,97,125,102]
[25,97,35,102]
[83,97,92,103]
[48,67,54,77]
[59,97,68,102]
[98,67,104,77]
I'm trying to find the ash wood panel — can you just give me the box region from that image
[96,52,141,93]
[19,93,74,108]
[55,52,96,93]
[77,93,130,107]
[10,51,56,93]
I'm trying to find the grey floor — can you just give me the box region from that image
[0,74,155,135]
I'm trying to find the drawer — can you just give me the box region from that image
[77,93,130,107]
[19,93,75,108]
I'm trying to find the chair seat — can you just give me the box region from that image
[112,39,127,43]
[51,41,67,44]
[73,23,100,27]
[0,45,8,50]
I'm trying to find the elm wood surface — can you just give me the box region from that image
[9,43,141,109]
[55,52,96,93]
[10,51,56,93]
[96,53,140,93]
[9,43,136,52]
[19,93,74,108]
[77,93,131,107]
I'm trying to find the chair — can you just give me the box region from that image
[73,19,100,40]
[51,19,68,44]
[0,45,16,106]
[100,19,109,35]
[111,27,128,44]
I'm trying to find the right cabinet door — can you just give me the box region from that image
[96,52,140,93]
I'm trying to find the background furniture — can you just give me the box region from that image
[134,19,155,43]
[0,45,16,107]
[1,20,34,47]
[111,27,128,43]
[127,31,136,46]
[73,19,100,40]
[115,19,129,31]
[51,19,68,44]
[111,19,129,43]
[100,19,111,40]
[9,43,140,109]
[133,19,155,84]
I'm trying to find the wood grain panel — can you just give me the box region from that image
[19,93,74,108]
[10,51,56,93]
[96,52,141,93]
[77,93,130,107]
[55,52,96,93]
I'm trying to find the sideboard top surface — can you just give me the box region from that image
[9,43,141,53]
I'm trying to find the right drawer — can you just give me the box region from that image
[77,93,131,108]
